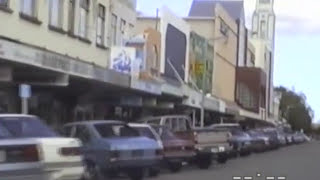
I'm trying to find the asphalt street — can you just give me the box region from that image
[153,141,320,180]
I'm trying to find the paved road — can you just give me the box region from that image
[152,141,320,180]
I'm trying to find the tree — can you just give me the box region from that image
[275,86,313,133]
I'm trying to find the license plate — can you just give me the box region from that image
[0,151,6,163]
[218,147,225,152]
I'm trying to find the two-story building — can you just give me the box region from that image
[0,0,138,126]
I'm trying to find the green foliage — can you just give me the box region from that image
[275,86,313,133]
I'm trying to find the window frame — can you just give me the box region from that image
[119,19,126,44]
[0,0,9,8]
[20,0,37,17]
[0,0,12,13]
[220,20,228,36]
[67,0,76,36]
[49,0,64,29]
[79,0,90,39]
[96,4,106,46]
[111,13,118,45]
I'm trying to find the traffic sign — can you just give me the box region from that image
[19,84,31,98]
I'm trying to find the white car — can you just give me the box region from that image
[0,114,84,180]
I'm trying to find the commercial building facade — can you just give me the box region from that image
[0,0,278,127]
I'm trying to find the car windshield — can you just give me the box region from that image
[94,123,139,138]
[0,116,57,138]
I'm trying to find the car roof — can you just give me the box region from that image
[64,120,125,126]
[211,123,240,127]
[0,114,37,118]
[128,123,151,128]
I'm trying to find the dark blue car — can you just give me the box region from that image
[62,120,162,180]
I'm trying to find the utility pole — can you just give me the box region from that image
[200,36,227,128]
[200,43,207,128]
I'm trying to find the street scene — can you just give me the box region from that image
[0,0,318,180]
[154,142,319,180]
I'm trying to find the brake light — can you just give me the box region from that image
[194,132,198,144]
[59,147,82,156]
[23,145,41,162]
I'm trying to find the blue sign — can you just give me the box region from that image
[19,84,31,98]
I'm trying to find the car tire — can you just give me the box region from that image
[217,155,227,164]
[148,167,160,177]
[197,156,212,169]
[82,161,105,180]
[127,168,144,180]
[168,162,182,173]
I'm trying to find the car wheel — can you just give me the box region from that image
[148,167,160,177]
[197,157,212,169]
[127,168,144,180]
[217,155,227,164]
[83,161,105,180]
[168,162,182,173]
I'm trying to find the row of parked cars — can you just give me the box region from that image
[0,114,309,180]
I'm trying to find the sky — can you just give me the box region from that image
[137,0,320,122]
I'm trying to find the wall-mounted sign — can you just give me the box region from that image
[110,47,143,77]
[19,84,31,98]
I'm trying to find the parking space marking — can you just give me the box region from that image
[233,177,242,180]
[277,177,286,180]
[266,177,275,180]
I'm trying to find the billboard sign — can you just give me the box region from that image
[110,47,142,77]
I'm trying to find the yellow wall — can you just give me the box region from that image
[186,4,238,101]
[135,17,159,35]
[0,0,111,67]
[184,18,215,41]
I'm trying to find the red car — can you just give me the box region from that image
[151,125,196,172]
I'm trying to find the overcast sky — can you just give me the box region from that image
[137,0,320,122]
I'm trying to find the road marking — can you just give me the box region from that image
[233,177,242,180]
[266,177,275,180]
[277,177,286,180]
[244,177,253,180]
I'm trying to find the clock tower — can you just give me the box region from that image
[252,0,276,48]
[251,0,276,120]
